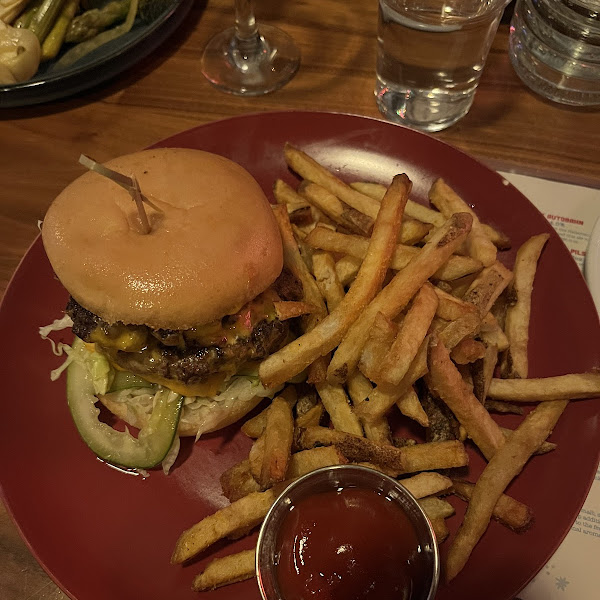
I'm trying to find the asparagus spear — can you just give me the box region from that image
[65,0,127,43]
[28,0,66,42]
[41,0,79,60]
[54,0,137,69]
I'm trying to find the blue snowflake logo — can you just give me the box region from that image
[555,576,569,591]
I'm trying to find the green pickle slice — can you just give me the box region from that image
[66,338,183,469]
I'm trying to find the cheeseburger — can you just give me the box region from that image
[41,148,298,469]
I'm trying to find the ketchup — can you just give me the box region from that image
[275,486,423,600]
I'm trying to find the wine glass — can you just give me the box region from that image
[201,0,301,96]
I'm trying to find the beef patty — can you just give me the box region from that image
[66,297,289,386]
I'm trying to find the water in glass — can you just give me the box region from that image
[375,0,509,132]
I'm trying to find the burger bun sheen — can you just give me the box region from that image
[42,148,283,330]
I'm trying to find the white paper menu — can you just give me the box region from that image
[497,172,600,600]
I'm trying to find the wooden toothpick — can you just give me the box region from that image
[79,154,152,234]
[130,174,151,234]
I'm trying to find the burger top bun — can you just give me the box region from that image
[42,148,283,330]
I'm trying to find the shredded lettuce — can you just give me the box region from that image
[161,436,181,475]
[39,315,77,381]
[102,375,278,442]
[39,314,73,356]
[40,322,115,394]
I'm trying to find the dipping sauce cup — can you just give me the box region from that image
[256,465,439,600]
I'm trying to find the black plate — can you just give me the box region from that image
[0,0,192,108]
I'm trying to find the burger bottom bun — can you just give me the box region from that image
[98,393,265,438]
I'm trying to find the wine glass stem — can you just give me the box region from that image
[234,0,259,41]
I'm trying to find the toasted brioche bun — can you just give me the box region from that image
[98,391,264,437]
[42,148,283,330]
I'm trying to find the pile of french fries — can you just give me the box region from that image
[171,144,600,591]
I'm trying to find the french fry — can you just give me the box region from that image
[259,395,295,488]
[248,435,266,481]
[500,233,550,378]
[315,378,364,436]
[327,212,473,384]
[349,181,387,201]
[445,399,568,581]
[259,174,411,389]
[480,223,511,250]
[335,255,362,287]
[429,178,497,267]
[472,343,499,403]
[406,202,446,228]
[306,226,482,281]
[356,337,429,423]
[428,222,510,252]
[273,300,317,321]
[437,310,482,351]
[347,371,392,444]
[376,283,438,386]
[462,261,514,317]
[311,250,345,311]
[192,549,256,591]
[421,389,460,442]
[430,517,450,543]
[171,488,277,564]
[446,272,479,299]
[433,287,479,321]
[295,384,319,416]
[350,181,447,227]
[400,472,453,499]
[286,446,348,478]
[301,182,374,235]
[354,461,400,478]
[479,312,510,352]
[397,217,433,245]
[272,204,327,331]
[241,410,269,440]
[307,354,330,385]
[241,387,297,439]
[395,440,469,475]
[285,144,382,219]
[396,385,430,427]
[499,426,556,455]
[427,334,505,461]
[273,178,310,212]
[436,261,511,352]
[297,426,469,476]
[358,312,398,382]
[288,206,315,228]
[487,373,600,402]
[220,459,261,502]
[486,400,524,415]
[451,480,533,534]
[295,402,324,428]
[419,496,455,519]
[429,255,482,282]
[450,338,486,365]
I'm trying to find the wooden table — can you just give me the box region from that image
[0,1,598,598]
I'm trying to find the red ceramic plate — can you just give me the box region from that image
[1,111,599,600]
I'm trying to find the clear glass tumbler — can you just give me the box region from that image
[509,0,600,106]
[375,0,511,132]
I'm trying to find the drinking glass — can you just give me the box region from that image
[375,0,511,132]
[201,0,300,96]
[509,0,600,106]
